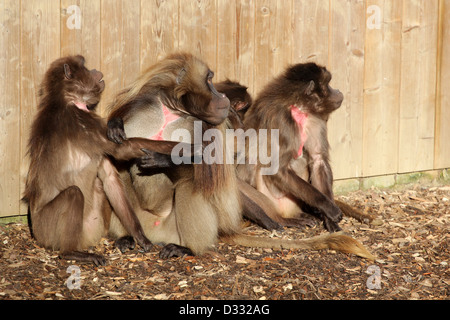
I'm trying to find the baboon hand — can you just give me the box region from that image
[139,149,173,168]
[107,117,127,144]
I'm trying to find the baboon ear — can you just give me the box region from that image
[74,55,86,65]
[305,80,315,95]
[64,64,72,79]
[235,101,249,111]
[176,68,187,85]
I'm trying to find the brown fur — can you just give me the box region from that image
[237,63,347,232]
[106,57,374,260]
[225,232,375,260]
[215,79,252,129]
[23,55,187,265]
[108,52,230,195]
[107,53,241,257]
[222,82,374,225]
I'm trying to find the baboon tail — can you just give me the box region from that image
[335,199,375,223]
[227,231,375,260]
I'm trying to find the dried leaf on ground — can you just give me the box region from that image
[0,183,448,300]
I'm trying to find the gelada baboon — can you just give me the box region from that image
[237,62,374,232]
[106,53,374,260]
[219,79,373,228]
[23,55,188,265]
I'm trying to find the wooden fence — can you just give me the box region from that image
[1,0,449,217]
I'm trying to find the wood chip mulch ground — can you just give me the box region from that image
[0,183,448,301]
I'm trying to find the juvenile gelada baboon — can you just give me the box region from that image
[23,55,188,265]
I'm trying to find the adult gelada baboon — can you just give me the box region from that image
[219,79,373,229]
[107,52,240,258]
[237,62,375,232]
[106,53,374,260]
[23,55,187,265]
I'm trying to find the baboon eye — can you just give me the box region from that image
[206,71,223,98]
[206,71,214,84]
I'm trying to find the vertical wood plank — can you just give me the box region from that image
[435,0,450,169]
[121,0,141,88]
[362,0,402,177]
[216,0,238,80]
[79,0,101,68]
[253,0,272,95]
[101,0,140,116]
[1,0,449,218]
[216,0,255,92]
[0,0,21,216]
[253,0,293,96]
[328,0,365,180]
[60,0,101,69]
[292,0,329,66]
[61,0,82,56]
[140,0,179,69]
[269,0,293,77]
[100,0,122,115]
[20,0,61,215]
[398,0,438,172]
[178,0,218,71]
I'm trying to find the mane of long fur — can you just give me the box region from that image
[193,122,235,196]
[108,52,208,117]
[108,52,231,196]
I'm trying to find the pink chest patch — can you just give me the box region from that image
[149,105,180,140]
[290,105,308,158]
[74,101,89,112]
